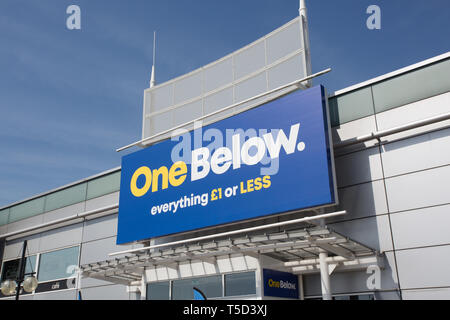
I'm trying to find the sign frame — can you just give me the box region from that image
[117,85,338,245]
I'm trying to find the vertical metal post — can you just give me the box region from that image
[298,274,305,300]
[299,0,312,86]
[150,31,156,88]
[15,240,27,300]
[140,272,147,300]
[319,250,332,300]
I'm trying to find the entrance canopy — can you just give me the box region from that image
[80,222,380,287]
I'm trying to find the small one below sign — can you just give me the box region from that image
[263,269,299,299]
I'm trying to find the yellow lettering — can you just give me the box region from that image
[152,166,169,192]
[268,279,280,288]
[247,179,254,192]
[254,177,262,191]
[130,166,152,197]
[263,175,271,188]
[169,161,187,187]
[240,182,247,194]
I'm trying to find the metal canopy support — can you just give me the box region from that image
[319,250,332,300]
[140,273,147,300]
[290,255,384,275]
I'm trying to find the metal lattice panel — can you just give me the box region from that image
[141,17,309,145]
[80,225,377,285]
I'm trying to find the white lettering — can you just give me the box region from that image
[211,147,232,174]
[263,124,300,159]
[191,148,210,181]
[241,137,266,166]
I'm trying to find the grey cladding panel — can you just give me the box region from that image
[391,204,450,250]
[81,284,130,300]
[38,223,83,252]
[80,237,133,265]
[385,165,450,213]
[396,245,450,289]
[82,214,118,243]
[335,147,383,188]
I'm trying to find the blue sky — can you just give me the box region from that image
[0,0,449,207]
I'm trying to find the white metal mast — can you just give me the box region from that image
[299,0,312,86]
[150,31,156,88]
[300,1,333,300]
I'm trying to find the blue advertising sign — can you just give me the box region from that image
[263,269,299,299]
[117,85,336,244]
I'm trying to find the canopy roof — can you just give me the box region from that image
[80,224,378,286]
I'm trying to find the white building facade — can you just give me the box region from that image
[1,52,449,300]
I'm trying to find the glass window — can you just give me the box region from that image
[37,246,79,282]
[44,183,87,212]
[9,197,45,223]
[86,171,121,200]
[0,208,9,226]
[191,276,222,299]
[147,281,170,300]
[1,255,36,282]
[372,59,450,114]
[225,272,256,297]
[328,87,375,127]
[172,279,192,300]
[172,275,222,300]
